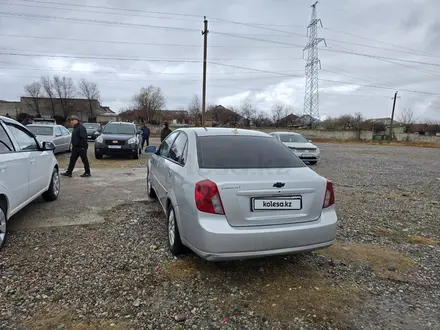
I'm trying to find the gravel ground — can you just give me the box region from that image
[1,143,439,330]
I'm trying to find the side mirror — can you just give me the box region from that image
[42,141,56,151]
[145,145,157,154]
[308,140,312,143]
[137,130,143,135]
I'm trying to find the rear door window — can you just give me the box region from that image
[0,124,14,153]
[197,135,306,169]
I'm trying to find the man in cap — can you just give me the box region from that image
[61,115,91,177]
[160,122,172,142]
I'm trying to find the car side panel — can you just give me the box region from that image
[0,153,30,216]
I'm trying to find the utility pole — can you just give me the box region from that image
[389,91,399,141]
[201,16,209,127]
[303,1,327,128]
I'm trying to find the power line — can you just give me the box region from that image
[208,62,440,96]
[10,0,202,18]
[0,12,199,32]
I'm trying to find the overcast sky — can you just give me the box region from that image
[1,0,439,121]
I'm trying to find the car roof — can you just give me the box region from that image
[271,131,301,135]
[27,123,57,127]
[180,127,270,137]
[105,122,134,125]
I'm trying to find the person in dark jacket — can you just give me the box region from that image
[160,122,172,142]
[141,123,150,148]
[61,115,91,177]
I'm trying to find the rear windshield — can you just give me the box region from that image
[197,135,306,169]
[27,126,53,136]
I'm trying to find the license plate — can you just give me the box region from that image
[252,197,302,211]
[302,154,314,158]
[108,145,121,149]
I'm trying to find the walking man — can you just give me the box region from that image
[61,115,91,177]
[160,122,172,142]
[141,123,150,148]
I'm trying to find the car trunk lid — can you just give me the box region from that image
[198,167,326,227]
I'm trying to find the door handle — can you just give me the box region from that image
[29,158,36,164]
[168,171,172,177]
[0,164,6,172]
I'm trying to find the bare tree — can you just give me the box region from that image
[133,85,165,124]
[24,81,42,117]
[40,76,56,117]
[239,102,256,127]
[53,76,76,118]
[78,79,100,121]
[188,94,202,126]
[398,108,416,133]
[271,104,284,126]
[352,112,364,140]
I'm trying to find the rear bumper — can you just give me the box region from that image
[183,206,338,261]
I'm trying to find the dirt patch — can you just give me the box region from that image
[24,310,128,330]
[316,242,414,274]
[407,235,439,246]
[224,261,363,325]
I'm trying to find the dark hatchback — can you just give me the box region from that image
[83,123,102,140]
[94,122,143,159]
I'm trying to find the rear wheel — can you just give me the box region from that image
[95,151,103,159]
[147,171,156,198]
[0,201,7,249]
[167,204,184,256]
[42,167,60,202]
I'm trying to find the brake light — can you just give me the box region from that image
[323,180,335,208]
[195,179,224,214]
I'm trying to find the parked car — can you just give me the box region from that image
[83,122,102,140]
[145,127,337,261]
[269,131,320,165]
[27,124,71,154]
[94,122,143,159]
[0,116,60,249]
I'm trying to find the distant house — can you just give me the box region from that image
[277,114,300,127]
[0,100,21,117]
[205,105,243,127]
[1,97,114,123]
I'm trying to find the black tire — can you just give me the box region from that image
[0,200,7,249]
[167,204,184,256]
[95,151,103,159]
[133,149,140,159]
[42,167,60,202]
[147,171,156,199]
[309,161,318,165]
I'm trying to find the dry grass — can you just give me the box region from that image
[310,138,440,148]
[163,258,218,281]
[407,235,439,246]
[222,262,363,325]
[316,242,414,273]
[25,310,128,330]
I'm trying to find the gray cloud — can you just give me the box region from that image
[0,0,439,121]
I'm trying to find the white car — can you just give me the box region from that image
[27,124,72,154]
[0,116,60,249]
[269,131,320,165]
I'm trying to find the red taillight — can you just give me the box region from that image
[195,179,225,215]
[323,180,335,208]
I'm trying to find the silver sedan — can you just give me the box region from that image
[145,128,337,261]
